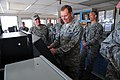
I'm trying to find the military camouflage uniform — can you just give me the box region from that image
[80,22,103,78]
[50,18,83,80]
[54,23,62,34]
[47,24,56,44]
[100,22,120,80]
[29,24,48,44]
[54,23,62,43]
[47,23,53,27]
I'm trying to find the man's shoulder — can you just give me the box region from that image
[72,19,81,27]
[41,24,48,28]
[41,24,46,26]
[94,23,103,29]
[55,23,62,27]
[30,26,35,29]
[97,23,103,27]
[29,26,36,31]
[24,27,29,29]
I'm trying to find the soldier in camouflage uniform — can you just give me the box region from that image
[100,22,120,80]
[54,17,64,34]
[47,19,55,44]
[47,25,56,44]
[19,22,29,32]
[48,5,83,80]
[79,11,103,79]
[54,17,64,40]
[47,18,53,27]
[29,15,48,45]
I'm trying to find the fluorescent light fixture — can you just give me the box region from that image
[0,3,4,13]
[24,4,32,11]
[24,0,38,11]
[6,0,9,10]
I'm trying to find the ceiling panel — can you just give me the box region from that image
[5,10,19,13]
[25,4,45,12]
[62,0,89,4]
[0,0,6,13]
[72,4,89,10]
[0,0,119,17]
[36,6,58,15]
[91,2,113,8]
[9,2,29,11]
[90,1,119,10]
[8,0,36,4]
[80,0,111,6]
[35,0,57,5]
[0,9,3,13]
[51,1,73,8]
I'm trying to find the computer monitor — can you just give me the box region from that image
[32,35,61,69]
[0,32,33,68]
[8,26,18,32]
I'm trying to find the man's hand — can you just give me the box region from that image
[47,46,51,49]
[49,48,57,55]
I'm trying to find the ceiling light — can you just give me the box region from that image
[6,0,9,10]
[24,4,32,11]
[24,0,38,11]
[0,3,4,13]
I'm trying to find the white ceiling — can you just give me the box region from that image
[0,0,119,17]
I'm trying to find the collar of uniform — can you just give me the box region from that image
[91,22,98,26]
[36,25,43,29]
[64,18,75,27]
[65,23,70,28]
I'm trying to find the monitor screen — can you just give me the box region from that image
[0,32,33,68]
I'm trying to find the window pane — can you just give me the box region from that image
[41,19,46,24]
[1,16,18,31]
[51,19,56,24]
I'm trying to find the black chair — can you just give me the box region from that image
[8,26,18,32]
